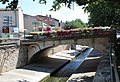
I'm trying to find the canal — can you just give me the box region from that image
[40,48,102,82]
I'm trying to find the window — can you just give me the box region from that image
[3,27,9,33]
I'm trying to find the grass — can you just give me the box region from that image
[40,76,69,82]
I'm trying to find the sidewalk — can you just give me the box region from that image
[0,46,86,82]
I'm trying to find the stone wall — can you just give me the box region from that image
[0,39,28,73]
[0,47,19,73]
[0,42,20,73]
[16,45,28,67]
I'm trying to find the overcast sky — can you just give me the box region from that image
[0,0,89,23]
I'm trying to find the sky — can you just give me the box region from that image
[0,0,89,23]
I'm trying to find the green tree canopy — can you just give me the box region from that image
[0,0,89,10]
[64,19,87,29]
[1,0,120,10]
[84,0,120,27]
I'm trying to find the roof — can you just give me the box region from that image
[36,15,59,21]
[24,14,36,18]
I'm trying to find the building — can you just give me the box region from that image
[24,14,47,32]
[0,7,60,38]
[36,15,59,27]
[24,14,40,32]
[24,14,60,32]
[0,7,24,38]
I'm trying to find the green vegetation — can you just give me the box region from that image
[84,0,120,27]
[40,76,69,82]
[64,19,87,29]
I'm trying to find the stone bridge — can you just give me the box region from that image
[22,34,110,61]
[0,33,110,73]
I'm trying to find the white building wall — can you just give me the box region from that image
[0,10,18,33]
[18,7,24,33]
[0,8,24,38]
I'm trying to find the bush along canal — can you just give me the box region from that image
[40,48,94,82]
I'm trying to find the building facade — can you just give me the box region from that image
[0,7,60,38]
[0,7,24,38]
[24,15,60,32]
[24,14,40,32]
[36,15,59,27]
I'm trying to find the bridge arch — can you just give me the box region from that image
[29,44,71,64]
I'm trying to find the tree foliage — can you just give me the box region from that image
[1,0,120,11]
[0,0,104,10]
[64,19,87,29]
[0,0,18,9]
[2,0,120,10]
[84,0,120,27]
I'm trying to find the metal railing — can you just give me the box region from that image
[109,29,120,82]
[109,42,114,82]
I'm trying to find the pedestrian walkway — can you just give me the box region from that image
[0,46,88,82]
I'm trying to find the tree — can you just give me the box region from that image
[0,0,91,10]
[84,0,120,27]
[1,0,120,10]
[64,19,87,29]
[0,0,19,9]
